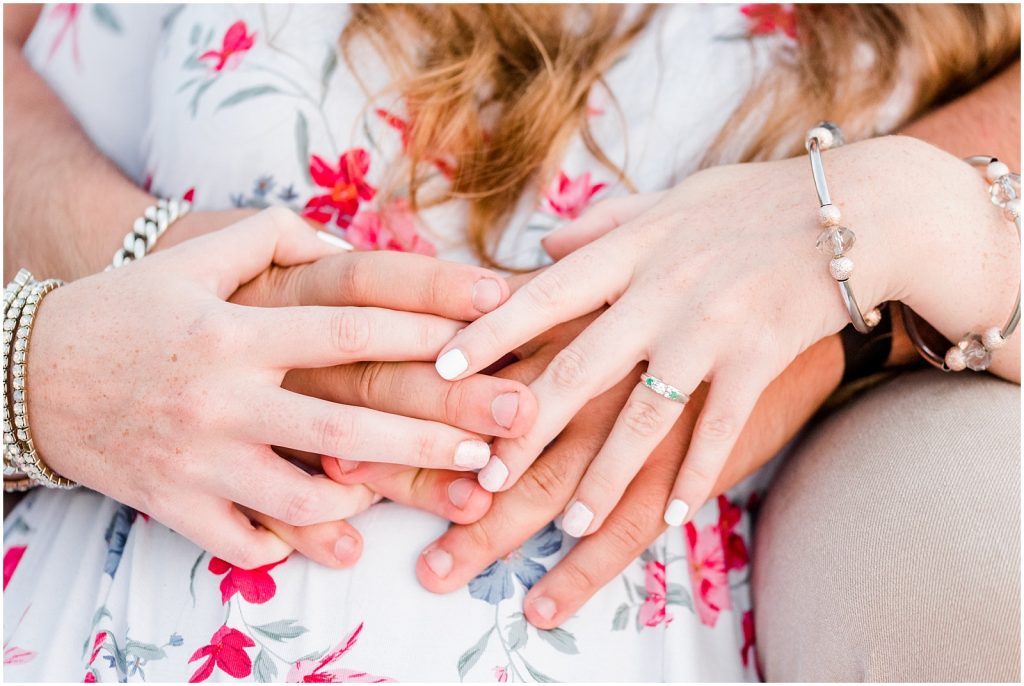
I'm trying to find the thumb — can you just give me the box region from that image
[541,192,664,260]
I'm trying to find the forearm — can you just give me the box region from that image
[3,23,154,282]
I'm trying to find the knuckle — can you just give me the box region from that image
[555,557,603,591]
[520,457,572,503]
[680,459,720,497]
[224,542,263,570]
[186,309,234,356]
[602,511,655,553]
[330,309,371,355]
[261,205,300,234]
[312,410,357,455]
[525,269,570,311]
[338,253,372,301]
[621,397,668,438]
[696,413,737,442]
[547,346,589,391]
[579,468,621,505]
[441,379,467,426]
[281,489,323,526]
[414,429,439,467]
[356,362,390,407]
[427,264,449,312]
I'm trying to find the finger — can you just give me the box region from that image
[664,366,769,526]
[165,497,293,569]
[170,207,350,298]
[286,362,537,438]
[561,362,700,537]
[243,306,463,369]
[416,376,632,594]
[217,447,379,526]
[433,238,634,381]
[322,457,407,484]
[246,388,492,471]
[541,193,664,260]
[289,252,511,319]
[522,417,691,629]
[242,507,365,569]
[477,305,646,494]
[369,468,494,525]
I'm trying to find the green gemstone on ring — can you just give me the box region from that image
[668,390,678,400]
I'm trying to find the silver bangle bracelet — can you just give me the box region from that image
[3,269,35,479]
[805,122,881,334]
[107,197,191,270]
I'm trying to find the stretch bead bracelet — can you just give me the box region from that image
[3,270,34,484]
[2,273,76,491]
[900,157,1021,372]
[107,197,191,270]
[805,122,881,334]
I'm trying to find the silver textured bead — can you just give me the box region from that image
[863,308,882,329]
[944,346,967,371]
[982,326,1006,351]
[829,256,854,281]
[818,204,842,226]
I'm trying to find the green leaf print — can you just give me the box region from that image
[91,4,122,33]
[507,616,528,651]
[251,618,308,642]
[536,626,579,655]
[457,626,493,681]
[253,649,278,682]
[611,603,630,631]
[521,657,557,683]
[218,85,282,110]
[125,640,166,661]
[295,110,313,184]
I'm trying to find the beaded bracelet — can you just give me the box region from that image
[107,197,191,270]
[805,122,881,334]
[2,273,76,491]
[3,270,34,482]
[900,157,1020,372]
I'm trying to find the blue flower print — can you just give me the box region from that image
[103,504,138,577]
[468,522,563,604]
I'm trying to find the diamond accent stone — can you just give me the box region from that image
[989,173,1021,208]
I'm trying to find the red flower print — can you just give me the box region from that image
[3,545,27,590]
[183,187,196,203]
[188,625,255,683]
[544,171,606,220]
[84,672,96,683]
[88,632,108,666]
[3,646,35,665]
[286,623,392,682]
[346,200,436,256]
[741,610,763,678]
[637,560,674,628]
[208,556,286,605]
[740,4,797,40]
[302,150,377,229]
[717,495,749,572]
[374,109,455,178]
[199,20,256,72]
[47,4,81,66]
[493,666,509,682]
[684,522,731,627]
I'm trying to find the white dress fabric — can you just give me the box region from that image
[6,4,808,682]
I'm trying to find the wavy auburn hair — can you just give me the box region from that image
[341,4,1020,267]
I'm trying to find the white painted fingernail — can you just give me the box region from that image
[435,349,468,380]
[562,501,594,538]
[663,499,690,526]
[477,456,509,492]
[454,440,490,469]
[315,230,354,251]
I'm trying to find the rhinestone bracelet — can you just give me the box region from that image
[107,197,191,270]
[900,157,1020,372]
[4,276,76,490]
[3,270,35,487]
[805,122,881,334]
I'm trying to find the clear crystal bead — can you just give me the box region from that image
[814,121,845,147]
[961,334,992,371]
[989,173,1021,208]
[816,226,856,256]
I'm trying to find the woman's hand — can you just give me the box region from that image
[431,135,1020,534]
[25,208,520,567]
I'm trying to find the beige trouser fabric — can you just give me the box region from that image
[753,369,1021,682]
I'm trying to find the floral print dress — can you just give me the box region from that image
[4,4,811,682]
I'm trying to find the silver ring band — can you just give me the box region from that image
[640,372,689,404]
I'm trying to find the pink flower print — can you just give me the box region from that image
[741,610,762,678]
[544,171,606,220]
[47,4,81,66]
[740,4,797,40]
[208,556,286,605]
[183,187,196,203]
[684,522,732,627]
[302,150,377,230]
[84,672,96,683]
[717,495,749,572]
[637,560,674,628]
[374,108,456,178]
[3,646,35,665]
[188,625,255,682]
[346,200,436,256]
[199,20,256,72]
[286,623,392,682]
[4,545,27,590]
[494,666,509,682]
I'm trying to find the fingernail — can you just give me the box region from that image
[471,278,503,313]
[435,349,468,380]
[336,459,360,474]
[562,501,594,538]
[530,595,557,622]
[315,231,354,251]
[423,547,453,578]
[334,535,358,561]
[490,392,519,429]
[663,498,690,527]
[477,456,509,492]
[454,440,490,469]
[447,478,476,509]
